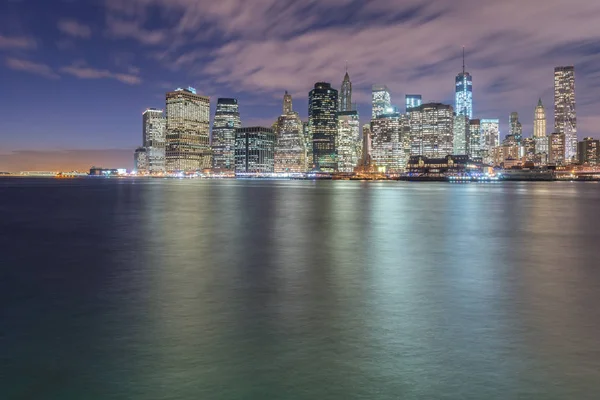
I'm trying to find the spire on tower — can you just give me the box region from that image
[462,46,465,74]
[538,98,543,107]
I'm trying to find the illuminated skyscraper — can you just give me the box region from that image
[361,124,372,167]
[235,127,275,174]
[523,137,536,162]
[578,137,600,165]
[455,48,473,119]
[309,82,338,172]
[480,119,500,164]
[336,111,361,172]
[409,103,454,158]
[549,132,566,165]
[405,95,422,113]
[339,69,352,112]
[274,92,307,173]
[142,108,166,172]
[302,121,313,169]
[165,87,211,172]
[554,66,577,162]
[283,91,293,115]
[453,114,469,156]
[372,85,391,119]
[468,119,481,160]
[509,112,522,146]
[534,98,548,154]
[212,98,241,172]
[371,112,404,172]
[134,147,148,173]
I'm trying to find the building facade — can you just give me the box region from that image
[211,98,241,172]
[405,94,422,113]
[336,111,361,173]
[523,137,536,162]
[509,112,523,146]
[409,103,454,158]
[165,88,211,172]
[549,132,566,165]
[578,137,600,165]
[554,66,577,162]
[235,127,276,174]
[480,119,500,164]
[453,114,469,156]
[372,85,391,119]
[134,147,148,173]
[142,108,166,173]
[468,119,481,160]
[309,82,338,172]
[274,93,307,173]
[371,112,404,172]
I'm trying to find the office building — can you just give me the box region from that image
[455,48,473,118]
[534,98,548,154]
[453,114,469,156]
[523,137,536,162]
[274,93,307,173]
[309,82,338,172]
[405,95,422,113]
[480,119,500,164]
[509,112,523,146]
[235,127,275,174]
[371,112,404,172]
[165,87,211,172]
[339,70,352,112]
[142,108,166,173]
[549,132,566,165]
[211,98,241,172]
[468,119,481,160]
[134,147,148,173]
[372,85,391,119]
[578,137,600,165]
[360,124,373,167]
[409,103,454,158]
[336,111,361,173]
[554,66,577,162]
[302,121,313,169]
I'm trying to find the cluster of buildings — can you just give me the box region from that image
[134,55,599,178]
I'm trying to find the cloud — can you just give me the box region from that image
[5,57,59,79]
[61,62,142,84]
[0,34,36,49]
[105,16,168,45]
[0,149,133,172]
[58,19,92,38]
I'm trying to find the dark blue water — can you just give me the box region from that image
[1,178,600,399]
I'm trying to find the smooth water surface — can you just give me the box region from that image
[1,178,600,399]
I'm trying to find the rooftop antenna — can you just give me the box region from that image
[345,60,348,74]
[462,46,465,74]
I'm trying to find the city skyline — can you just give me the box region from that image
[1,0,600,171]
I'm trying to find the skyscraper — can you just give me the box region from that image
[480,119,500,164]
[509,112,522,146]
[339,69,352,112]
[212,98,241,172]
[336,111,361,172]
[578,137,600,165]
[468,119,481,160]
[235,127,275,174]
[361,124,372,167]
[455,48,473,119]
[283,91,293,115]
[534,98,548,154]
[372,85,391,119]
[405,95,422,113]
[554,66,577,162]
[371,112,404,172]
[165,87,211,172]
[134,147,148,173]
[453,114,469,156]
[309,82,338,172]
[142,108,166,173]
[409,103,454,158]
[549,132,566,165]
[274,92,307,173]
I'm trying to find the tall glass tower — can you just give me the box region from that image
[405,95,422,113]
[509,112,522,145]
[372,85,391,119]
[212,98,241,172]
[455,48,473,119]
[142,108,166,173]
[339,69,352,112]
[554,66,576,162]
[309,82,338,172]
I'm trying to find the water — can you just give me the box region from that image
[1,178,600,399]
